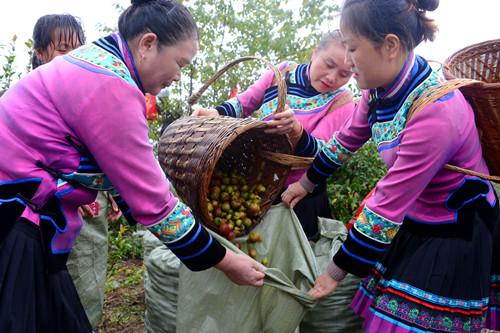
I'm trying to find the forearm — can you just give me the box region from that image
[147,201,226,271]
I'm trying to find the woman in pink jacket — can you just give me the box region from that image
[0,0,265,332]
[194,30,355,240]
[283,0,499,332]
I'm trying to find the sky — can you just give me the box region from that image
[0,0,499,73]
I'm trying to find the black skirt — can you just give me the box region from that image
[275,182,331,241]
[352,195,500,332]
[0,219,93,333]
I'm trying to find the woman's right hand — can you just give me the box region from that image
[78,204,95,218]
[215,250,266,287]
[191,105,219,117]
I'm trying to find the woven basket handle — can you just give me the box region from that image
[187,56,287,115]
[260,151,313,169]
[406,78,500,183]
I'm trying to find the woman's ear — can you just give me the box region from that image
[383,33,402,60]
[137,32,159,54]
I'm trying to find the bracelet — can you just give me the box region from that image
[326,261,347,282]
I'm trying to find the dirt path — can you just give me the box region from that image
[98,259,145,333]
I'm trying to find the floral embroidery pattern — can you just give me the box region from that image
[225,97,244,118]
[318,135,354,166]
[354,206,400,244]
[360,264,488,333]
[68,44,137,88]
[371,70,442,148]
[148,201,195,243]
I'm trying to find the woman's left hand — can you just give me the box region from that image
[265,109,301,135]
[308,272,340,299]
[281,181,308,208]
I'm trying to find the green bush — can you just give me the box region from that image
[327,140,386,223]
[108,223,144,262]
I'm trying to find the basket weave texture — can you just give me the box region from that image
[445,39,500,177]
[158,57,292,234]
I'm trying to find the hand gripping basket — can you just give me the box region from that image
[158,56,296,234]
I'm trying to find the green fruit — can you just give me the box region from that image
[214,217,222,226]
[222,202,231,212]
[244,218,252,228]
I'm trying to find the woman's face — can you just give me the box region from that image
[136,34,198,96]
[309,41,352,93]
[35,29,81,65]
[340,23,398,90]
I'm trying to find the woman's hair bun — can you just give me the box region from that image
[131,0,156,6]
[417,0,439,11]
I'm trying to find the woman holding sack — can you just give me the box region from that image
[282,0,499,332]
[193,30,355,241]
[0,0,265,332]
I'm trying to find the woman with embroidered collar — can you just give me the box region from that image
[0,0,265,331]
[193,30,355,242]
[282,0,499,332]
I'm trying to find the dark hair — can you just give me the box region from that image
[119,0,198,49]
[317,30,343,50]
[32,14,86,69]
[341,0,439,51]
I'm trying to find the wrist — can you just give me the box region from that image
[215,248,232,271]
[288,122,304,147]
[299,174,315,193]
[326,261,347,282]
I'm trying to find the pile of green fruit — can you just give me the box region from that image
[206,169,267,241]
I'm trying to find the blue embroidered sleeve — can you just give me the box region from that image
[333,206,401,277]
[147,201,226,271]
[215,97,243,118]
[295,131,355,185]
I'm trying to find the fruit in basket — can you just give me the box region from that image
[207,169,266,241]
[247,203,260,217]
[219,223,230,236]
[227,231,236,241]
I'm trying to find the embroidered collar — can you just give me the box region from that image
[295,63,320,94]
[368,54,432,125]
[93,33,146,94]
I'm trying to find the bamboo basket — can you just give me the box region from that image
[405,39,500,183]
[158,57,294,235]
[445,38,500,178]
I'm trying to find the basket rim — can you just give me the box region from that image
[445,38,500,65]
[197,117,292,228]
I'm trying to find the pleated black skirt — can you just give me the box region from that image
[352,198,500,333]
[275,182,331,241]
[0,218,93,333]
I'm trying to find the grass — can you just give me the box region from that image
[97,224,146,333]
